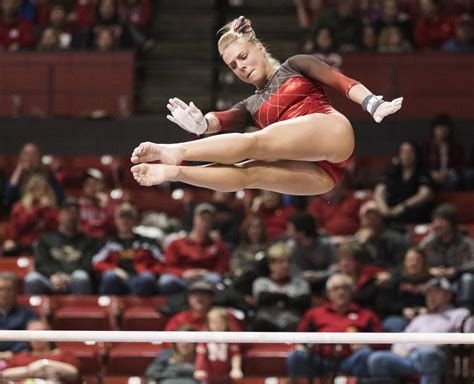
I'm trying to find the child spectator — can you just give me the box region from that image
[194,307,244,383]
[36,27,61,51]
[46,4,74,49]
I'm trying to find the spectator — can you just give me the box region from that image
[442,14,474,53]
[36,27,61,51]
[374,141,434,223]
[423,114,464,190]
[117,0,152,49]
[294,0,323,35]
[367,277,471,384]
[164,281,241,332]
[0,272,38,364]
[194,308,243,383]
[419,204,474,307]
[287,273,381,380]
[229,214,268,296]
[79,168,113,239]
[1,319,80,382]
[252,242,311,332]
[374,0,413,44]
[310,26,343,69]
[414,0,456,49]
[360,24,378,52]
[335,241,386,309]
[3,174,58,256]
[159,203,230,295]
[378,25,412,52]
[68,0,95,32]
[87,0,133,49]
[45,4,74,49]
[308,0,362,52]
[94,27,117,51]
[307,179,364,236]
[92,202,163,296]
[25,197,95,295]
[286,211,336,293]
[375,247,432,332]
[252,190,296,242]
[209,191,244,247]
[0,0,34,51]
[145,325,198,384]
[4,142,63,210]
[355,200,410,268]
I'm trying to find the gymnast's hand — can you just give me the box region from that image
[166,97,208,135]
[372,96,404,123]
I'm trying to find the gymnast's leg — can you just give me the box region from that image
[131,113,354,166]
[131,160,335,196]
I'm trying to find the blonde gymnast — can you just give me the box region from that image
[131,16,403,196]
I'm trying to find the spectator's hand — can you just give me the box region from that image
[167,98,207,135]
[430,266,456,279]
[302,270,318,283]
[356,228,375,243]
[2,239,17,253]
[230,368,244,380]
[403,307,416,320]
[373,97,403,123]
[389,203,405,217]
[114,268,128,280]
[51,273,70,292]
[194,370,208,381]
[375,271,391,286]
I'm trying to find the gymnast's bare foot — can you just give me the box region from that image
[131,163,180,186]
[130,142,184,165]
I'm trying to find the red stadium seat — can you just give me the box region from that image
[106,342,161,376]
[243,344,294,377]
[121,307,168,331]
[16,295,53,318]
[56,342,104,376]
[51,295,119,331]
[435,192,474,224]
[0,256,34,293]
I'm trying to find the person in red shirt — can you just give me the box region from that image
[1,320,80,383]
[130,16,402,195]
[79,168,114,239]
[287,273,382,380]
[194,307,244,383]
[92,202,163,296]
[164,281,242,351]
[414,0,456,49]
[252,190,296,242]
[307,179,364,236]
[159,203,230,295]
[0,0,34,51]
[3,174,58,256]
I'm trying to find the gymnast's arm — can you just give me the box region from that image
[204,101,249,134]
[287,54,403,122]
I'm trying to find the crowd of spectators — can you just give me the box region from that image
[0,121,473,381]
[294,0,474,57]
[0,0,153,52]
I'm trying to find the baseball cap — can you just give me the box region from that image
[194,203,216,216]
[188,281,214,294]
[426,277,454,293]
[84,168,104,182]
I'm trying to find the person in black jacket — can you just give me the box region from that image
[252,242,311,331]
[24,197,96,295]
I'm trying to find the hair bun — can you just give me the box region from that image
[233,15,253,34]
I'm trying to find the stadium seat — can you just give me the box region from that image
[16,295,52,318]
[120,306,168,331]
[51,295,119,331]
[243,344,294,377]
[56,341,104,376]
[435,192,474,223]
[106,342,161,376]
[0,256,34,293]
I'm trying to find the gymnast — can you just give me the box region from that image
[131,16,403,196]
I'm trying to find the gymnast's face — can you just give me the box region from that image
[222,40,270,89]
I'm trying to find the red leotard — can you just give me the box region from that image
[212,54,358,183]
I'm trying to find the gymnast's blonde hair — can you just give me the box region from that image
[217,16,280,69]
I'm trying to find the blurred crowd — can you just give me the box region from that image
[0,0,153,52]
[0,111,473,382]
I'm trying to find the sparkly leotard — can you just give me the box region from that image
[213,54,359,183]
